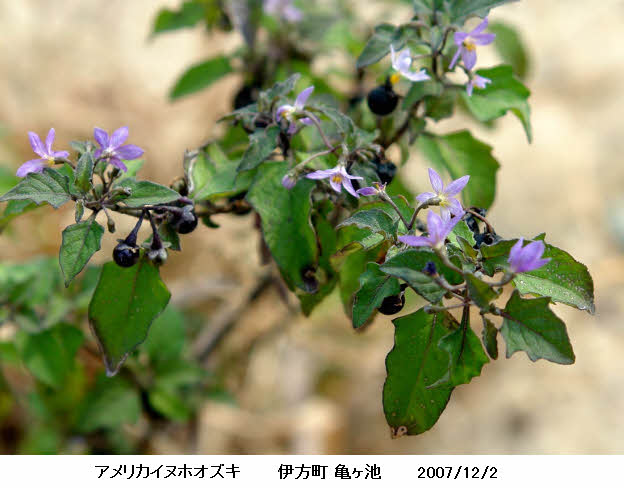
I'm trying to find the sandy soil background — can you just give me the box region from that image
[0,0,623,453]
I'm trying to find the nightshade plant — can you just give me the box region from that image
[0,0,595,450]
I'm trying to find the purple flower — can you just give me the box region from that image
[93,126,144,172]
[276,86,315,135]
[449,17,496,71]
[466,74,491,96]
[263,0,302,23]
[416,168,469,219]
[16,129,69,177]
[356,181,386,196]
[390,46,430,82]
[398,210,463,249]
[508,238,551,273]
[305,164,363,198]
[281,173,297,189]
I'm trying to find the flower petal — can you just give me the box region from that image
[472,32,496,45]
[444,175,470,196]
[402,69,430,82]
[276,104,292,121]
[283,5,303,22]
[115,144,144,160]
[93,127,109,149]
[447,198,464,217]
[466,81,475,96]
[522,240,546,265]
[454,32,469,45]
[287,122,297,135]
[294,86,314,110]
[45,128,56,154]
[329,177,342,193]
[416,191,437,203]
[449,48,462,69]
[390,45,399,71]
[110,126,129,149]
[52,150,70,159]
[357,186,378,196]
[398,235,431,247]
[108,157,128,172]
[28,131,46,158]
[470,17,489,35]
[305,168,337,180]
[342,178,359,198]
[462,49,477,70]
[428,168,444,194]
[16,159,47,177]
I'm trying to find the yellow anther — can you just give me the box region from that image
[463,39,476,51]
[390,73,401,85]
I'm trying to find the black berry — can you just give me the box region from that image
[465,207,487,234]
[367,85,398,116]
[423,261,438,276]
[113,243,139,268]
[474,232,501,249]
[171,206,198,234]
[233,84,258,110]
[378,293,406,315]
[375,161,397,185]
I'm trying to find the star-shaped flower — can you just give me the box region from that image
[390,45,430,82]
[305,164,363,198]
[466,74,491,96]
[93,126,144,172]
[508,238,551,273]
[16,128,69,177]
[276,86,315,135]
[416,168,470,219]
[356,181,387,196]
[449,17,496,71]
[398,210,463,249]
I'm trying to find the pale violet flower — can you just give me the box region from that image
[508,238,551,273]
[276,86,315,135]
[398,210,463,249]
[449,17,496,71]
[466,74,491,96]
[281,173,297,189]
[16,128,69,177]
[357,182,386,197]
[306,164,363,198]
[263,0,302,23]
[94,126,144,172]
[390,45,430,82]
[416,168,470,219]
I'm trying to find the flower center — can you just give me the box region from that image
[331,174,343,184]
[463,39,476,51]
[46,156,55,166]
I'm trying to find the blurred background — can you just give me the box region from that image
[0,0,623,454]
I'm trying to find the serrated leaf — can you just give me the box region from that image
[337,209,398,239]
[169,56,233,100]
[352,263,400,328]
[88,259,171,375]
[462,65,532,142]
[482,316,499,359]
[500,291,574,364]
[417,131,499,209]
[431,308,489,387]
[119,179,181,207]
[449,220,476,247]
[74,149,94,193]
[246,163,318,291]
[237,126,280,172]
[59,219,104,287]
[383,309,455,436]
[0,168,70,209]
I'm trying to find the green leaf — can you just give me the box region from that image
[148,388,192,421]
[153,1,205,34]
[489,22,530,78]
[143,306,186,364]
[356,24,398,69]
[59,219,104,287]
[0,200,39,231]
[381,248,462,303]
[425,91,457,121]
[449,219,476,247]
[514,241,595,314]
[383,309,455,436]
[337,209,397,239]
[76,374,140,432]
[247,163,318,291]
[88,259,171,375]
[465,273,498,309]
[417,131,499,209]
[500,291,575,365]
[74,149,94,194]
[462,65,532,142]
[119,179,181,207]
[15,325,83,389]
[352,263,400,329]
[403,81,443,110]
[432,308,489,388]
[0,166,19,194]
[114,160,144,185]
[479,239,514,275]
[450,0,519,22]
[169,56,233,100]
[237,126,280,172]
[482,316,499,359]
[0,168,71,209]
[261,73,301,101]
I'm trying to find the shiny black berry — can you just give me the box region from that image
[465,207,487,234]
[173,208,198,234]
[233,83,260,110]
[113,243,139,268]
[474,232,501,249]
[423,261,438,276]
[376,161,397,186]
[367,85,398,116]
[378,293,406,315]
